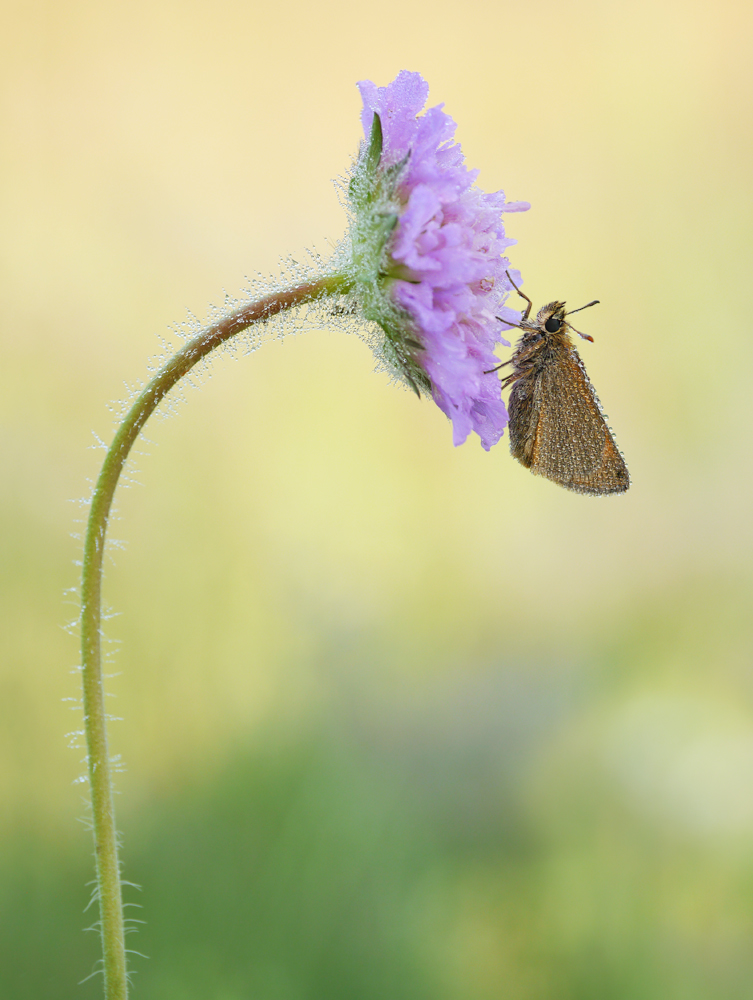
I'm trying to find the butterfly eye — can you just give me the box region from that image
[544,317,562,333]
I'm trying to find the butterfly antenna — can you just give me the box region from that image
[566,299,599,316]
[566,300,598,341]
[569,323,594,343]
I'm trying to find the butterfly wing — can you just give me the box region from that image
[511,343,629,496]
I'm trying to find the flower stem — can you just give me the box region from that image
[79,273,350,1000]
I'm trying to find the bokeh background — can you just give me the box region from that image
[2,0,753,997]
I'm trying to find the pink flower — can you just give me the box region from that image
[349,71,529,450]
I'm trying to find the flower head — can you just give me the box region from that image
[345,71,529,450]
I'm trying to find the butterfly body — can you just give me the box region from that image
[500,295,629,496]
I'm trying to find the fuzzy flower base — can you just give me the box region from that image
[350,71,529,450]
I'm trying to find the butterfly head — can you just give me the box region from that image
[534,301,568,334]
[532,299,598,343]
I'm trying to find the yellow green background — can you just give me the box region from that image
[3,0,752,996]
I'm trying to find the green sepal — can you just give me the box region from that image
[383,149,410,187]
[374,212,398,240]
[364,112,383,178]
[375,315,432,398]
[349,113,384,205]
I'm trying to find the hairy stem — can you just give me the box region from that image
[79,273,350,1000]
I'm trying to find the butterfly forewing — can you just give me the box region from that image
[530,347,629,495]
[505,325,629,496]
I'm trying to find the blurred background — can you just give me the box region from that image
[2,0,752,996]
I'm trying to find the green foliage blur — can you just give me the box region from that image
[2,0,753,997]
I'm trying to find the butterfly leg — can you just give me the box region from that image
[505,271,533,321]
[484,358,513,375]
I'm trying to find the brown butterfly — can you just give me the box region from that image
[490,274,629,496]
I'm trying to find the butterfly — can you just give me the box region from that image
[489,274,629,496]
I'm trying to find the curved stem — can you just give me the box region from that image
[79,273,350,1000]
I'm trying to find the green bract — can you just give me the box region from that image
[346,113,431,396]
